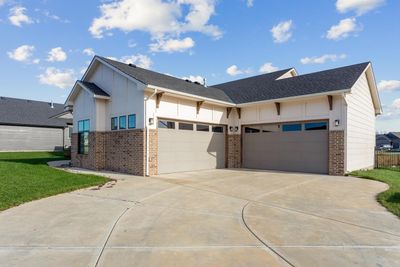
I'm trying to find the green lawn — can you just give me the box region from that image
[350,168,400,217]
[0,152,108,211]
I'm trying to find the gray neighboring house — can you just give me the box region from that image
[0,97,72,152]
[385,132,400,149]
[376,134,393,149]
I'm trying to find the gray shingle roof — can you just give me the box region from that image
[212,62,370,104]
[98,56,234,103]
[79,81,110,97]
[97,56,370,105]
[0,97,71,128]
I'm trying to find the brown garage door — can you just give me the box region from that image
[158,119,226,174]
[243,121,329,174]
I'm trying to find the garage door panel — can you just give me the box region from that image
[243,128,328,174]
[158,124,225,174]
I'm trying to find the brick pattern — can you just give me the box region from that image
[147,129,158,176]
[329,130,345,176]
[71,132,105,170]
[104,129,145,175]
[71,130,147,176]
[226,134,241,168]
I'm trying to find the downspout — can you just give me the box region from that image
[144,88,157,176]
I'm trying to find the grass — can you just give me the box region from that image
[350,168,400,217]
[0,152,108,211]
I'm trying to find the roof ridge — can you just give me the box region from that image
[289,62,370,79]
[0,96,64,106]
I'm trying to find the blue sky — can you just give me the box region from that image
[0,0,399,132]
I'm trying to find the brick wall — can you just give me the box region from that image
[329,130,345,175]
[104,129,145,175]
[71,129,147,176]
[226,134,241,168]
[71,132,105,170]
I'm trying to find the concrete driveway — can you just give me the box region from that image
[0,169,400,267]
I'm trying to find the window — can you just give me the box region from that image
[128,114,136,129]
[119,116,126,130]
[196,124,209,132]
[305,122,328,131]
[212,126,224,133]
[245,127,260,133]
[158,120,175,129]
[78,119,90,155]
[282,123,302,132]
[111,117,118,130]
[179,122,193,131]
[262,124,280,132]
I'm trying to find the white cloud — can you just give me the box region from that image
[326,17,361,40]
[378,80,400,92]
[47,47,67,62]
[182,75,204,84]
[270,20,293,43]
[7,45,38,63]
[0,0,7,6]
[120,54,153,69]
[38,67,76,89]
[226,65,251,76]
[89,0,221,40]
[259,62,279,73]
[247,0,254,7]
[149,37,195,53]
[83,48,95,56]
[9,6,33,27]
[300,54,347,65]
[336,0,385,15]
[391,98,400,110]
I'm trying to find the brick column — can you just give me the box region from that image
[147,129,158,176]
[329,130,345,176]
[226,134,241,168]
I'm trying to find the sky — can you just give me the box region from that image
[0,0,399,132]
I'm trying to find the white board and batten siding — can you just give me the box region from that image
[0,125,64,151]
[345,73,376,172]
[73,62,146,133]
[146,94,230,129]
[239,95,346,131]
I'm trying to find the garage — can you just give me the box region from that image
[243,121,329,174]
[158,119,226,174]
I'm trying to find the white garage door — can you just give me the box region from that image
[243,121,329,174]
[158,119,226,174]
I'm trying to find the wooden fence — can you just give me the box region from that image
[375,151,400,168]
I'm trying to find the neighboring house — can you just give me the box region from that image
[386,132,400,149]
[0,97,72,152]
[66,56,382,176]
[376,134,393,149]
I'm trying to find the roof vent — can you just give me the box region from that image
[0,96,5,100]
[128,63,137,68]
[185,79,192,83]
[50,101,54,109]
[194,81,201,85]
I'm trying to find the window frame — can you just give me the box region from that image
[196,124,210,132]
[179,122,194,131]
[119,116,127,130]
[77,119,90,155]
[212,126,224,133]
[128,114,136,129]
[158,120,175,129]
[111,117,118,131]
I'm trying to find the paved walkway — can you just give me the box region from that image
[0,169,399,266]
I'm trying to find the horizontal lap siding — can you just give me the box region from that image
[346,73,375,172]
[0,125,64,151]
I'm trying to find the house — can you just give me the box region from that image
[65,56,382,176]
[376,134,393,149]
[0,97,72,152]
[385,132,400,149]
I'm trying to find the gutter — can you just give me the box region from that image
[144,88,157,177]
